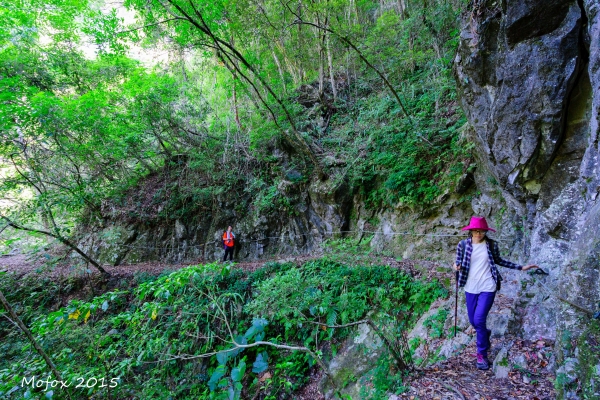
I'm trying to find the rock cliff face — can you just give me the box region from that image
[454,0,600,397]
[84,175,352,265]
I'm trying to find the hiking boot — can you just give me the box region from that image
[476,354,490,370]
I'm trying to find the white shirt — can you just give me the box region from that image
[464,242,497,294]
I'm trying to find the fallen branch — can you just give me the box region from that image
[366,318,413,372]
[437,380,466,400]
[308,317,413,371]
[307,319,368,329]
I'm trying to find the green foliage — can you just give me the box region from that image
[359,354,408,399]
[246,258,442,332]
[0,259,446,399]
[423,308,449,339]
[555,323,600,398]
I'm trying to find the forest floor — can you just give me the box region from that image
[1,253,557,400]
[397,335,556,400]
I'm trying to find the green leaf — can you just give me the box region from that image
[216,351,230,365]
[230,359,246,382]
[208,364,227,391]
[244,318,268,341]
[252,352,268,373]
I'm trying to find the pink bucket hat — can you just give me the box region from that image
[461,216,496,232]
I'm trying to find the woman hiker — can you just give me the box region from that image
[222,226,235,262]
[453,216,539,370]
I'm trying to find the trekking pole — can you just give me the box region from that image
[454,269,459,338]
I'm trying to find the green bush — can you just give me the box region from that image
[0,259,446,399]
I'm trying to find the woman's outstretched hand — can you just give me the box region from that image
[522,264,539,271]
[452,263,460,271]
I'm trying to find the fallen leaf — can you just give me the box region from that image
[443,371,458,376]
[259,371,272,382]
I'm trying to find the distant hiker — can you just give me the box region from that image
[222,226,235,262]
[453,216,538,371]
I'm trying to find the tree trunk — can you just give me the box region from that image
[326,33,337,101]
[271,48,287,95]
[316,15,325,97]
[398,0,408,19]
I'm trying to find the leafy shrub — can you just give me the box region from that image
[423,308,449,339]
[0,259,446,399]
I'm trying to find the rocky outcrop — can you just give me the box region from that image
[83,174,352,265]
[319,321,386,399]
[454,1,600,398]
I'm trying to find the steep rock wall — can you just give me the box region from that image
[83,176,352,265]
[454,0,600,397]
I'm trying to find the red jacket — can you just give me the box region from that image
[222,231,235,247]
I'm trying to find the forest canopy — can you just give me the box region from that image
[0,0,469,255]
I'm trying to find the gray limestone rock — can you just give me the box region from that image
[546,353,558,374]
[512,353,528,370]
[487,308,512,338]
[320,321,385,399]
[556,358,579,385]
[493,345,512,379]
[437,332,472,359]
[455,0,600,396]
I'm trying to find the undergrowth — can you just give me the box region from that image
[0,259,446,399]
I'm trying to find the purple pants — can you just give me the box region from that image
[465,291,496,357]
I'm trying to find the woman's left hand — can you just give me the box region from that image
[522,265,539,271]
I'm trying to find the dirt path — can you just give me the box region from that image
[0,253,439,280]
[0,254,282,279]
[0,253,192,279]
[397,336,556,400]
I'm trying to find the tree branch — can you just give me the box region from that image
[290,20,436,147]
[306,319,368,329]
[116,17,186,35]
[0,216,109,275]
[160,0,327,178]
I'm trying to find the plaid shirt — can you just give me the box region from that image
[455,237,522,288]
